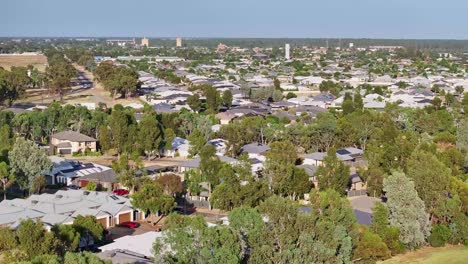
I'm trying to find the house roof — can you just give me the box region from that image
[354,209,373,225]
[180,156,238,169]
[348,196,381,214]
[79,169,118,183]
[297,164,318,177]
[305,147,363,161]
[51,131,97,142]
[99,231,164,257]
[241,142,270,154]
[56,142,72,148]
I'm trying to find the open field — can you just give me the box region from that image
[379,245,468,264]
[0,54,48,71]
[63,63,143,107]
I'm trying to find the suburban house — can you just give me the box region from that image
[215,112,237,125]
[0,190,144,229]
[50,130,97,154]
[240,142,270,162]
[76,169,120,191]
[297,164,318,187]
[178,156,238,173]
[45,156,113,186]
[303,147,364,166]
[208,138,228,156]
[163,137,190,158]
[239,142,271,174]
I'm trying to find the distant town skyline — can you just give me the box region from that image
[2,0,468,39]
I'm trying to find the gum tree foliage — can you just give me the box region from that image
[315,147,350,193]
[131,181,176,215]
[228,207,265,256]
[352,227,391,264]
[16,219,61,260]
[156,173,183,197]
[370,202,404,255]
[153,214,242,264]
[138,110,163,159]
[0,66,30,106]
[383,171,431,248]
[187,129,206,157]
[186,94,202,112]
[406,149,451,216]
[222,90,233,108]
[72,215,105,244]
[264,141,311,199]
[456,118,468,160]
[8,138,52,192]
[211,163,270,210]
[51,224,81,253]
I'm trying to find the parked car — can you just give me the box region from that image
[119,221,139,229]
[113,189,129,196]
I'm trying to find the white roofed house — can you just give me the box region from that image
[208,138,228,156]
[163,137,190,158]
[0,190,145,231]
[297,76,326,86]
[239,142,271,175]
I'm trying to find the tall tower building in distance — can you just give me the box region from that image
[176,37,182,47]
[285,43,291,60]
[141,37,149,47]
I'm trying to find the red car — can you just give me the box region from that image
[113,189,129,196]
[119,221,139,229]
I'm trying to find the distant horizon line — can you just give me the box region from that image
[1,36,468,41]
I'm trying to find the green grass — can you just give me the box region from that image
[379,245,468,264]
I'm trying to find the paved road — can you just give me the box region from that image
[14,66,95,107]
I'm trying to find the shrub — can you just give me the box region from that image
[353,227,391,264]
[429,224,451,247]
[286,92,297,99]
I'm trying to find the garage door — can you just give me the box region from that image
[59,148,72,154]
[97,217,108,229]
[79,180,89,188]
[119,212,131,224]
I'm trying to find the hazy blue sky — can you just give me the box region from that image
[2,0,467,39]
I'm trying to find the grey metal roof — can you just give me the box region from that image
[180,156,238,169]
[297,164,318,177]
[79,169,118,183]
[304,152,327,160]
[241,142,270,154]
[354,209,372,225]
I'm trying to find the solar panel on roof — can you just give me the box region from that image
[336,149,351,155]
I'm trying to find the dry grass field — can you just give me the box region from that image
[379,245,468,264]
[0,54,48,71]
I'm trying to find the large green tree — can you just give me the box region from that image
[383,171,431,248]
[154,214,242,264]
[131,181,176,215]
[315,148,350,193]
[9,138,52,192]
[138,111,162,159]
[406,150,451,217]
[370,202,404,255]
